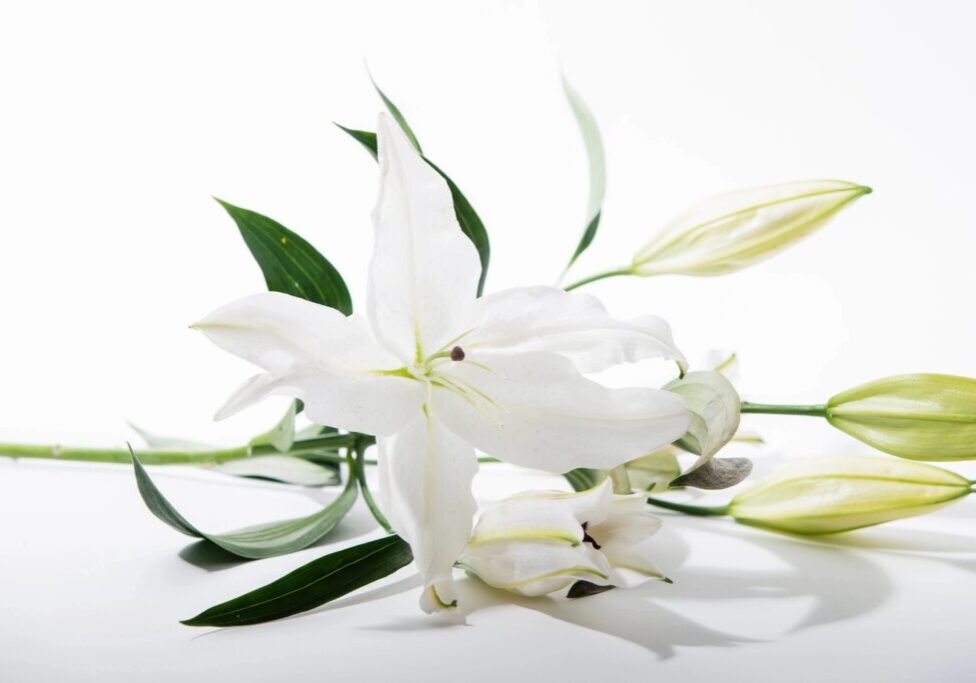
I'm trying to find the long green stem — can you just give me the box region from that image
[563,267,633,292]
[0,433,360,466]
[353,439,393,533]
[646,496,730,517]
[740,402,828,417]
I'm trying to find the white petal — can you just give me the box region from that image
[506,479,615,527]
[468,498,584,548]
[465,286,685,373]
[589,508,662,552]
[459,539,611,597]
[605,541,667,588]
[377,414,478,613]
[193,291,423,435]
[434,351,690,472]
[367,113,481,362]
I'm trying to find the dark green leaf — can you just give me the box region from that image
[216,199,352,315]
[567,580,615,599]
[368,74,423,153]
[563,468,606,492]
[335,124,490,296]
[671,457,753,490]
[131,452,357,559]
[182,535,414,627]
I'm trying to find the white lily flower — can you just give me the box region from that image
[458,479,667,596]
[192,114,690,612]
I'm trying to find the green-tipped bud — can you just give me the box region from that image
[728,456,971,534]
[632,180,871,277]
[826,374,976,461]
[665,371,741,469]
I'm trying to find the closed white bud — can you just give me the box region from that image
[633,180,870,277]
[728,456,972,534]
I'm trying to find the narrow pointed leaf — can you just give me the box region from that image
[216,199,353,315]
[563,467,607,492]
[182,535,414,626]
[128,422,210,451]
[335,124,490,295]
[248,401,297,453]
[131,454,356,559]
[561,76,606,273]
[215,455,340,487]
[368,73,423,153]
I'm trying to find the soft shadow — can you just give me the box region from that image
[178,541,249,572]
[670,521,893,633]
[808,527,976,553]
[456,577,752,660]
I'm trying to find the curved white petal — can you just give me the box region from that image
[459,539,611,597]
[367,113,481,362]
[465,286,685,373]
[193,291,423,435]
[605,542,667,588]
[377,413,478,613]
[433,351,690,472]
[507,479,614,527]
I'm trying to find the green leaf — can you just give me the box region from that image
[561,76,606,275]
[182,535,414,626]
[215,455,340,487]
[335,124,490,296]
[563,468,607,492]
[248,401,297,453]
[131,452,357,559]
[368,72,423,154]
[216,199,353,315]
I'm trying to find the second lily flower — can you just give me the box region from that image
[192,114,690,612]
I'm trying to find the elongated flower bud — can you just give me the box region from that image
[826,374,976,461]
[728,456,972,534]
[632,180,871,277]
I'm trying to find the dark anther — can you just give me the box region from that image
[450,346,466,361]
[581,521,601,550]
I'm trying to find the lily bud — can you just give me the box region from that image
[665,371,741,471]
[728,456,972,534]
[457,480,667,597]
[632,180,871,277]
[826,374,976,461]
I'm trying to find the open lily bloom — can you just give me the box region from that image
[458,479,667,596]
[193,114,690,612]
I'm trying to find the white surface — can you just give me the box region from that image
[1,1,975,680]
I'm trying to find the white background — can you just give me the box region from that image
[2,1,975,681]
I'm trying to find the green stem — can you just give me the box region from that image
[646,496,730,517]
[0,433,360,466]
[353,439,393,534]
[740,402,828,418]
[563,267,633,292]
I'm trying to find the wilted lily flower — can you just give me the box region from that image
[728,456,973,534]
[632,180,870,277]
[193,114,690,612]
[458,480,667,596]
